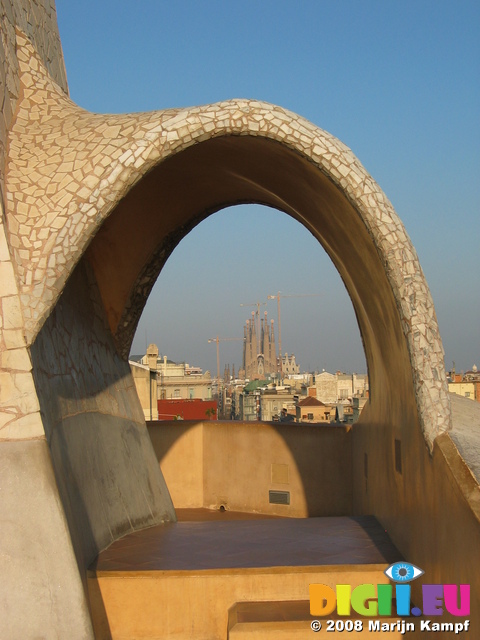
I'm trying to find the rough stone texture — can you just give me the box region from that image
[0,0,67,201]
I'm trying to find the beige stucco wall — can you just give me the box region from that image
[148,420,353,517]
[449,381,476,400]
[353,415,480,635]
[90,566,390,640]
[149,417,480,635]
[148,421,205,509]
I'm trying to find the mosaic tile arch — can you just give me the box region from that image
[5,29,449,449]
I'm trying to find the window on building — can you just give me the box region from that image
[308,413,314,420]
[465,392,471,398]
[174,389,180,398]
[189,388,194,399]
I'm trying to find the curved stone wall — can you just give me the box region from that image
[0,0,67,199]
[0,4,67,441]
[30,259,175,574]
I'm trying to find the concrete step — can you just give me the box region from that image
[88,515,403,639]
[89,564,393,639]
[228,600,410,639]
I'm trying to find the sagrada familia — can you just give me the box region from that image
[242,311,277,379]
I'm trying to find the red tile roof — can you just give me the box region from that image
[297,396,326,407]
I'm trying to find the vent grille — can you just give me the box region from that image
[269,490,290,505]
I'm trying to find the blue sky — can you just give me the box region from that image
[56,0,479,375]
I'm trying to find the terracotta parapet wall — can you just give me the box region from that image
[148,420,353,517]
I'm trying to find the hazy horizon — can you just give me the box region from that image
[129,205,370,376]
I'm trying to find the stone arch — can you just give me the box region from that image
[87,134,416,429]
[8,32,449,451]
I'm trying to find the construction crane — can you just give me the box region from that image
[239,300,267,339]
[207,336,244,384]
[267,292,322,374]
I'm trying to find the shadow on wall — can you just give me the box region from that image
[147,419,353,517]
[30,259,175,582]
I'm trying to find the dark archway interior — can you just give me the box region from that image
[86,135,416,431]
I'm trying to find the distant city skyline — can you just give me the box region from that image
[56,0,479,377]
[129,205,369,376]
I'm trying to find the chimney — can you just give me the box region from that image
[146,343,159,370]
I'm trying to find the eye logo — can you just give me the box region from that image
[385,562,424,583]
[310,561,470,621]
